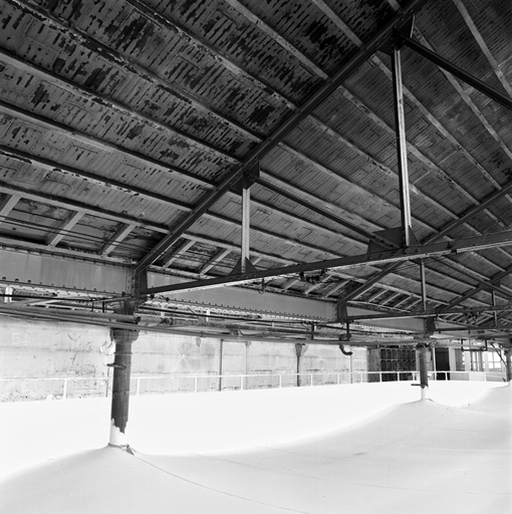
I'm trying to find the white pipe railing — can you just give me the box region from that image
[1,369,507,401]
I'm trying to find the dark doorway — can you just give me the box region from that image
[435,347,450,380]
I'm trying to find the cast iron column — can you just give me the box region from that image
[295,343,304,387]
[505,347,512,382]
[109,328,138,447]
[417,344,429,400]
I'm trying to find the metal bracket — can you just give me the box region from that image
[231,257,258,275]
[232,162,260,194]
[424,317,436,337]
[380,17,415,55]
[107,362,126,370]
[368,226,419,253]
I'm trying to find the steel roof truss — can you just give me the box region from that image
[141,229,512,296]
[399,33,512,112]
[133,0,429,275]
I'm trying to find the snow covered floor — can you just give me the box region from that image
[1,381,511,513]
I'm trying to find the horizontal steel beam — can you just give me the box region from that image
[0,301,424,344]
[338,177,512,305]
[441,261,512,312]
[0,246,131,294]
[344,303,512,322]
[399,33,512,111]
[141,230,512,295]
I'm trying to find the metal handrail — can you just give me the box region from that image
[1,369,506,402]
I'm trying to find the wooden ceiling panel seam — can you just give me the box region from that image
[4,0,444,239]
[411,30,512,190]
[324,90,512,270]
[6,0,270,144]
[136,0,317,106]
[2,120,510,286]
[0,142,376,256]
[337,84,508,221]
[3,0,512,320]
[6,2,470,245]
[304,0,512,214]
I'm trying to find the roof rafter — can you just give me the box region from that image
[133,0,429,274]
[12,0,265,143]
[451,0,512,97]
[46,211,84,248]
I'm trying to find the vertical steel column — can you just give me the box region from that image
[492,291,498,327]
[241,175,251,273]
[109,328,138,447]
[420,260,427,311]
[295,343,303,387]
[392,42,412,247]
[417,344,429,400]
[219,339,224,392]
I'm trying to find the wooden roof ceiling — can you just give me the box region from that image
[1,0,512,339]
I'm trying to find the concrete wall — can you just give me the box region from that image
[0,317,368,401]
[0,318,111,401]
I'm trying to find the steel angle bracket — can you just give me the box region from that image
[232,162,260,194]
[231,257,258,276]
[379,16,415,56]
[367,226,419,253]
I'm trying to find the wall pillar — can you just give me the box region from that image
[109,328,138,447]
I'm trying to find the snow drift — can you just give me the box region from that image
[1,382,510,513]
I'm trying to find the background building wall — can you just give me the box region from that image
[0,318,367,401]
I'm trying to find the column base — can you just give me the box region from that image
[109,419,129,447]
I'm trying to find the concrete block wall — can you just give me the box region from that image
[0,317,368,401]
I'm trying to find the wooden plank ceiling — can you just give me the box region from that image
[1,0,512,335]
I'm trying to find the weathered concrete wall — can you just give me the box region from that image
[0,317,368,401]
[0,318,111,401]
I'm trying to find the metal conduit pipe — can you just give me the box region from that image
[339,344,353,356]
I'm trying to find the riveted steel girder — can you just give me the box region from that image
[141,230,512,295]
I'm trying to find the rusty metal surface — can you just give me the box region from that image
[0,0,512,330]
